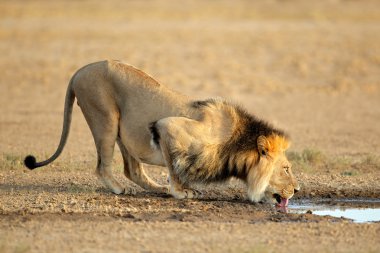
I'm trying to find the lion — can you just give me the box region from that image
[24,60,299,206]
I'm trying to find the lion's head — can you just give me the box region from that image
[265,152,300,208]
[246,134,299,206]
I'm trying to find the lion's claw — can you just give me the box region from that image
[123,187,137,195]
[171,188,202,199]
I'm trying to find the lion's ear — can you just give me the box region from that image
[257,135,269,157]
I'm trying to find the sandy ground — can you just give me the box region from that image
[1,0,380,252]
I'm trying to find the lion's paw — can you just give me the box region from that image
[162,185,171,194]
[123,187,137,195]
[154,185,170,194]
[171,188,202,199]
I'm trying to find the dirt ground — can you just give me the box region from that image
[1,0,380,252]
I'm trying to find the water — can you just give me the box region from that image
[288,199,380,223]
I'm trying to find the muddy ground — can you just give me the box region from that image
[1,1,380,252]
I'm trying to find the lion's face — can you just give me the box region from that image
[265,153,300,207]
[246,134,299,205]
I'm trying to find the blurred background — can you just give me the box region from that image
[1,0,380,161]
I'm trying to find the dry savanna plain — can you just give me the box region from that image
[1,0,380,252]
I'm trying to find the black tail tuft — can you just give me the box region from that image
[149,121,160,146]
[24,155,37,170]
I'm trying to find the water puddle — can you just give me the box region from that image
[288,199,380,223]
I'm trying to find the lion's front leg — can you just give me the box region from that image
[155,120,203,199]
[162,147,202,199]
[167,174,202,199]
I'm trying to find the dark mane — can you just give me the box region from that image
[191,98,218,109]
[226,104,288,152]
[175,99,289,184]
[214,101,288,181]
[192,98,288,150]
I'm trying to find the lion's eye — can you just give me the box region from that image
[284,167,289,174]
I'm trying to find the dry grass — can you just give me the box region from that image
[1,0,380,159]
[288,149,380,175]
[0,239,30,253]
[1,0,380,97]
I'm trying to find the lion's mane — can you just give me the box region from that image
[163,99,289,185]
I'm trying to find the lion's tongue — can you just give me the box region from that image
[279,198,289,207]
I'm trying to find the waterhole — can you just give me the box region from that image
[288,199,380,223]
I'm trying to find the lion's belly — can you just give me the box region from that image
[139,149,166,166]
[117,93,188,167]
[119,123,166,166]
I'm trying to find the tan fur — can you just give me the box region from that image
[26,60,299,203]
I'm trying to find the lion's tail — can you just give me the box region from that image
[24,76,76,170]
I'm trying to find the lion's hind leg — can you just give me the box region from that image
[94,122,125,194]
[117,138,169,194]
[79,103,125,194]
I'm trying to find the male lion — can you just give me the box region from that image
[24,60,299,206]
